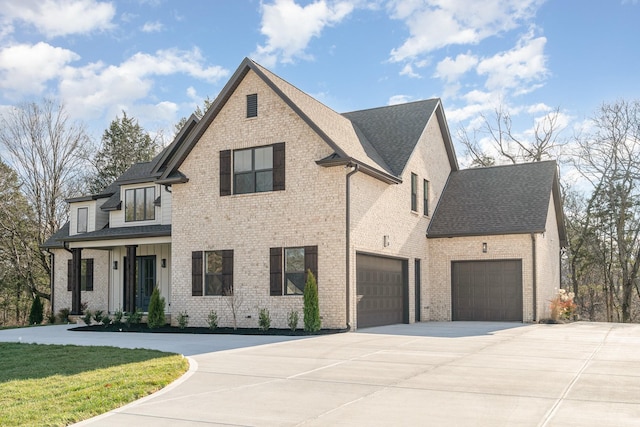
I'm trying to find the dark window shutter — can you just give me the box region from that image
[222,250,234,295]
[304,245,318,282]
[220,150,231,196]
[247,93,257,118]
[85,259,94,291]
[273,142,285,191]
[270,247,282,296]
[192,251,203,296]
[67,259,72,291]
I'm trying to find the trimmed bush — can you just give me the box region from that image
[258,308,271,331]
[28,296,44,325]
[147,288,166,329]
[303,269,321,332]
[57,308,70,323]
[177,311,189,329]
[207,310,218,330]
[288,310,299,332]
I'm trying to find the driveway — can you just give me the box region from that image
[2,322,639,426]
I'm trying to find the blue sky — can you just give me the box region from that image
[0,0,638,166]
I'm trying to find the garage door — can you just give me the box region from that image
[452,260,522,321]
[356,254,407,328]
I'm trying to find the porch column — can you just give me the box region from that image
[71,248,82,315]
[125,245,137,313]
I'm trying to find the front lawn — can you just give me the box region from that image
[0,342,189,426]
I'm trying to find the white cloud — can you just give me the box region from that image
[0,0,115,38]
[141,21,164,33]
[388,0,544,62]
[477,33,547,92]
[388,94,413,105]
[58,48,229,120]
[399,63,420,78]
[0,42,79,97]
[434,52,478,82]
[254,0,355,66]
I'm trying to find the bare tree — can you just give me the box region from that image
[457,106,565,166]
[569,100,640,322]
[0,99,91,298]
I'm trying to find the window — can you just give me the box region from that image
[411,173,418,211]
[220,143,285,196]
[423,179,429,216]
[234,146,273,194]
[247,93,258,118]
[77,207,88,234]
[269,246,318,296]
[191,250,233,296]
[67,259,94,291]
[125,187,155,222]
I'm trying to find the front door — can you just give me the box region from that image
[124,256,156,312]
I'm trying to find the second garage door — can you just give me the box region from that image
[452,260,523,321]
[356,254,407,328]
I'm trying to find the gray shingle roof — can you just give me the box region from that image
[41,223,70,249]
[342,99,440,176]
[63,224,171,243]
[427,161,562,239]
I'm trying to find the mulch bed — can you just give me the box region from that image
[70,324,347,336]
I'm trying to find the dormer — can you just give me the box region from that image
[67,196,109,236]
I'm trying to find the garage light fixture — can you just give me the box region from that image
[384,235,390,247]
[482,242,487,253]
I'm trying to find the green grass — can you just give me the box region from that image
[0,342,189,426]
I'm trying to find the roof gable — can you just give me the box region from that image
[428,160,566,245]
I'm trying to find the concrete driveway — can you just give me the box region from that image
[2,322,639,426]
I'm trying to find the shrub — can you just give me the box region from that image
[288,310,299,332]
[113,309,124,324]
[258,308,271,332]
[92,310,104,324]
[28,296,44,325]
[303,269,321,332]
[100,312,111,326]
[46,311,56,325]
[207,310,218,330]
[550,288,577,321]
[128,308,143,325]
[81,310,93,326]
[57,308,70,323]
[177,311,189,329]
[147,288,166,329]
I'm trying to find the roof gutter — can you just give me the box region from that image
[317,157,401,185]
[345,163,359,330]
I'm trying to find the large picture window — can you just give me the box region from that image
[125,187,155,222]
[234,146,273,194]
[77,207,88,234]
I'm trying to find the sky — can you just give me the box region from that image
[0,0,639,168]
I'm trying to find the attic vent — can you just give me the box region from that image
[247,93,257,118]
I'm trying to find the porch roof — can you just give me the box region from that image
[42,223,171,249]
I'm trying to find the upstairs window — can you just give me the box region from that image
[125,187,155,222]
[77,207,88,234]
[411,173,418,212]
[247,93,258,118]
[234,146,273,194]
[423,179,430,216]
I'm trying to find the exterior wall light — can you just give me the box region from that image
[161,258,167,268]
[482,242,488,253]
[113,261,118,270]
[383,235,390,247]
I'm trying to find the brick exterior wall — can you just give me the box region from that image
[349,113,453,328]
[170,70,347,329]
[535,193,562,320]
[51,248,109,315]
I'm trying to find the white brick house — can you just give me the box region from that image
[43,58,567,329]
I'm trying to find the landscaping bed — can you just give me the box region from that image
[70,324,347,336]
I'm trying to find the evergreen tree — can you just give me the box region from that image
[303,269,321,332]
[147,288,166,329]
[89,111,158,193]
[28,296,44,325]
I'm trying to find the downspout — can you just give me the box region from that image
[345,163,359,330]
[45,249,55,315]
[531,233,537,322]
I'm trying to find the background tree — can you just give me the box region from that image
[568,99,640,322]
[457,106,565,167]
[89,111,159,193]
[0,99,90,305]
[174,96,213,135]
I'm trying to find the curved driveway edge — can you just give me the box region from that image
[2,322,640,426]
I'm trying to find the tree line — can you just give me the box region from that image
[0,97,638,325]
